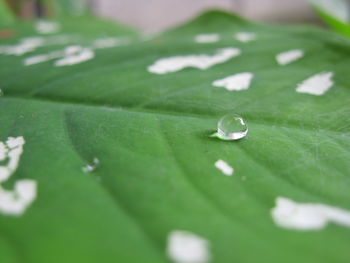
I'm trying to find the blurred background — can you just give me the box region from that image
[92,0,320,32]
[2,0,350,33]
[1,0,325,33]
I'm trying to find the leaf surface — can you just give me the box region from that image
[0,10,350,263]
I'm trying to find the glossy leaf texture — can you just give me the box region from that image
[0,10,350,263]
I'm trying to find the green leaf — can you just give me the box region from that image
[308,0,350,37]
[1,10,350,263]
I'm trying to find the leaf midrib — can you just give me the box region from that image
[2,95,349,137]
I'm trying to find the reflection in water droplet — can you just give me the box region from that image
[211,114,248,140]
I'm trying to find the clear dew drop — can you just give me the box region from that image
[212,113,248,140]
[82,158,99,173]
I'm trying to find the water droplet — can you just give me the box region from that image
[211,114,248,140]
[82,158,99,173]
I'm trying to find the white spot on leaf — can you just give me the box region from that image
[25,41,108,66]
[55,45,94,67]
[0,37,45,56]
[0,142,8,161]
[215,160,234,176]
[0,180,37,216]
[148,47,241,74]
[24,50,63,66]
[272,197,350,230]
[234,32,256,43]
[194,34,219,43]
[167,230,210,263]
[1,35,74,57]
[213,72,253,91]
[296,72,334,95]
[0,136,37,216]
[36,20,60,34]
[276,49,304,65]
[6,136,25,149]
[92,37,130,49]
[0,137,25,183]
